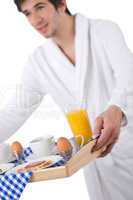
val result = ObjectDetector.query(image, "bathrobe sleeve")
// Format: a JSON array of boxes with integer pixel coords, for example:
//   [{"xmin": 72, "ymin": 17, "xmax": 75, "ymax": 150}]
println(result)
[
  {"xmin": 98, "ymin": 20, "xmax": 133, "ymax": 126},
  {"xmin": 0, "ymin": 55, "xmax": 45, "ymax": 143}
]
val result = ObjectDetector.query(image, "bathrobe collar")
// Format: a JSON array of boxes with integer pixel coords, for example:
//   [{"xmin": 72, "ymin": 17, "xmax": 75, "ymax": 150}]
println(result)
[{"xmin": 43, "ymin": 13, "xmax": 91, "ymax": 110}]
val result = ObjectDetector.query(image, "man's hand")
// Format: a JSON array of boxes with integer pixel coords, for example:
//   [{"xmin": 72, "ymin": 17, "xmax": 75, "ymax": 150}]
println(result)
[{"xmin": 91, "ymin": 105, "xmax": 124, "ymax": 157}]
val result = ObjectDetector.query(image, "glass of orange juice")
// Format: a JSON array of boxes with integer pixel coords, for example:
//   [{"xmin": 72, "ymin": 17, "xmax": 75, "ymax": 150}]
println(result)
[{"xmin": 66, "ymin": 109, "xmax": 93, "ymax": 146}]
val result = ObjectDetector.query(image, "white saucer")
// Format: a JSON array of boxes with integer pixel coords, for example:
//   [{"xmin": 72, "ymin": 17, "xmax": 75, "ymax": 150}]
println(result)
[{"xmin": 6, "ymin": 155, "xmax": 63, "ymax": 174}]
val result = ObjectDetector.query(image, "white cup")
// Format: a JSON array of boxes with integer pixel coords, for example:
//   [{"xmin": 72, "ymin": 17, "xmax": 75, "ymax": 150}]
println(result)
[
  {"xmin": 29, "ymin": 135, "xmax": 55, "ymax": 158},
  {"xmin": 0, "ymin": 143, "xmax": 14, "ymax": 163}
]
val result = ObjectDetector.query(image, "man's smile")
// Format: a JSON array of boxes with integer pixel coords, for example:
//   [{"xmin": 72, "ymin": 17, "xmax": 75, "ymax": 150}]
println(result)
[{"xmin": 37, "ymin": 23, "xmax": 48, "ymax": 32}]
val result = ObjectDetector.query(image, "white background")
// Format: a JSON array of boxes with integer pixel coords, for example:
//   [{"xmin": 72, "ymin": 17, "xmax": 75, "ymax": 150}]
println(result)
[{"xmin": 0, "ymin": 0, "xmax": 133, "ymax": 199}]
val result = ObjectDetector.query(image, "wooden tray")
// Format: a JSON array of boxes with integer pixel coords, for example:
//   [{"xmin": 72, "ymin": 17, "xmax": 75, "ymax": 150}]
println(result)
[{"xmin": 30, "ymin": 141, "xmax": 104, "ymax": 183}]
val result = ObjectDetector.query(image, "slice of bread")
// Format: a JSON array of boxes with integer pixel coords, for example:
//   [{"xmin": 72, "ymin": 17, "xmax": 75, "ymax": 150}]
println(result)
[{"xmin": 17, "ymin": 160, "xmax": 52, "ymax": 173}]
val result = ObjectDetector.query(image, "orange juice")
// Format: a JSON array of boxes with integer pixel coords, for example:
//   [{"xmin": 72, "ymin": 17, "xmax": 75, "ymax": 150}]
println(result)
[{"xmin": 66, "ymin": 109, "xmax": 93, "ymax": 146}]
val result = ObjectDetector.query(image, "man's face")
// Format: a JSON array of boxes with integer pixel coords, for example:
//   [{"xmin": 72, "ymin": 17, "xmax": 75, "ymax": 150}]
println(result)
[{"xmin": 21, "ymin": 0, "xmax": 63, "ymax": 38}]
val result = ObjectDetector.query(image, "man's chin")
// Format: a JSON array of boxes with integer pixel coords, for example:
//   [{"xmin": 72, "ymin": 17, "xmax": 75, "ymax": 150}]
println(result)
[
  {"xmin": 43, "ymin": 34, "xmax": 52, "ymax": 39},
  {"xmin": 40, "ymin": 32, "xmax": 53, "ymax": 39}
]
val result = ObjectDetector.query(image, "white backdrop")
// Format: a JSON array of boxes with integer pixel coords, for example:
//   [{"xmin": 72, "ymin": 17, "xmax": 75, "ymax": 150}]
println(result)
[{"xmin": 0, "ymin": 0, "xmax": 133, "ymax": 199}]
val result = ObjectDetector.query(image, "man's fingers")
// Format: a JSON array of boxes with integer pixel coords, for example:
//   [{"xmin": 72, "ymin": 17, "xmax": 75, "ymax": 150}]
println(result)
[
  {"xmin": 92, "ymin": 128, "xmax": 112, "ymax": 151},
  {"xmin": 93, "ymin": 117, "xmax": 103, "ymax": 136},
  {"xmin": 91, "ymin": 106, "xmax": 122, "ymax": 156},
  {"xmin": 98, "ymin": 143, "xmax": 115, "ymax": 157},
  {"xmin": 91, "ymin": 131, "xmax": 119, "ymax": 154}
]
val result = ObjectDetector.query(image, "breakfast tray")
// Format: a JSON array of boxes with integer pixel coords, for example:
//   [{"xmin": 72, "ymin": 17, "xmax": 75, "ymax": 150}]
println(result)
[{"xmin": 30, "ymin": 140, "xmax": 103, "ymax": 183}]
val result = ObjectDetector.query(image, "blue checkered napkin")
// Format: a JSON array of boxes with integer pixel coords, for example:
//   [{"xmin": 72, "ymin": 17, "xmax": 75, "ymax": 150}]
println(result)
[
  {"xmin": 0, "ymin": 147, "xmax": 33, "ymax": 200},
  {"xmin": 22, "ymin": 147, "xmax": 66, "ymax": 167},
  {"xmin": 0, "ymin": 171, "xmax": 33, "ymax": 200},
  {"xmin": 23, "ymin": 147, "xmax": 67, "ymax": 167},
  {"xmin": 49, "ymin": 158, "xmax": 66, "ymax": 168},
  {"xmin": 21, "ymin": 147, "xmax": 66, "ymax": 166},
  {"xmin": 22, "ymin": 147, "xmax": 66, "ymax": 168},
  {"xmin": 21, "ymin": 147, "xmax": 67, "ymax": 166},
  {"xmin": 20, "ymin": 147, "xmax": 33, "ymax": 162}
]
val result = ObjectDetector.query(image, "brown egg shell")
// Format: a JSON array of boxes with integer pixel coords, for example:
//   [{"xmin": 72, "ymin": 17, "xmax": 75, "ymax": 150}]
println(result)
[
  {"xmin": 11, "ymin": 141, "xmax": 23, "ymax": 155},
  {"xmin": 57, "ymin": 137, "xmax": 73, "ymax": 153}
]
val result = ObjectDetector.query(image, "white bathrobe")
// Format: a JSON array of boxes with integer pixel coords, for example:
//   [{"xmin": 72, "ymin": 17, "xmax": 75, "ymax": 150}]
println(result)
[{"xmin": 0, "ymin": 13, "xmax": 133, "ymax": 199}]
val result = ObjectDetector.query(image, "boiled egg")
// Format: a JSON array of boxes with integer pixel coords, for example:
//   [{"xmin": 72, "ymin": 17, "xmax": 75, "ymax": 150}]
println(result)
[
  {"xmin": 11, "ymin": 141, "xmax": 23, "ymax": 158},
  {"xmin": 57, "ymin": 137, "xmax": 72, "ymax": 154}
]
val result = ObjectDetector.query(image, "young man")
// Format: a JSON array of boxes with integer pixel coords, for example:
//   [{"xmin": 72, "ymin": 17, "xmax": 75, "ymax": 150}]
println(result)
[{"xmin": 1, "ymin": 0, "xmax": 133, "ymax": 199}]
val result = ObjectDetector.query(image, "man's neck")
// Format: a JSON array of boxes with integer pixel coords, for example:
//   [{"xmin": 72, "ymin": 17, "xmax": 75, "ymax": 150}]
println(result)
[{"xmin": 52, "ymin": 14, "xmax": 76, "ymax": 50}]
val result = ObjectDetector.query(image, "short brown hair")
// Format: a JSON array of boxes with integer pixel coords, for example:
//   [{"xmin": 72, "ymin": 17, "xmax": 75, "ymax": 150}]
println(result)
[{"xmin": 14, "ymin": 0, "xmax": 71, "ymax": 15}]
